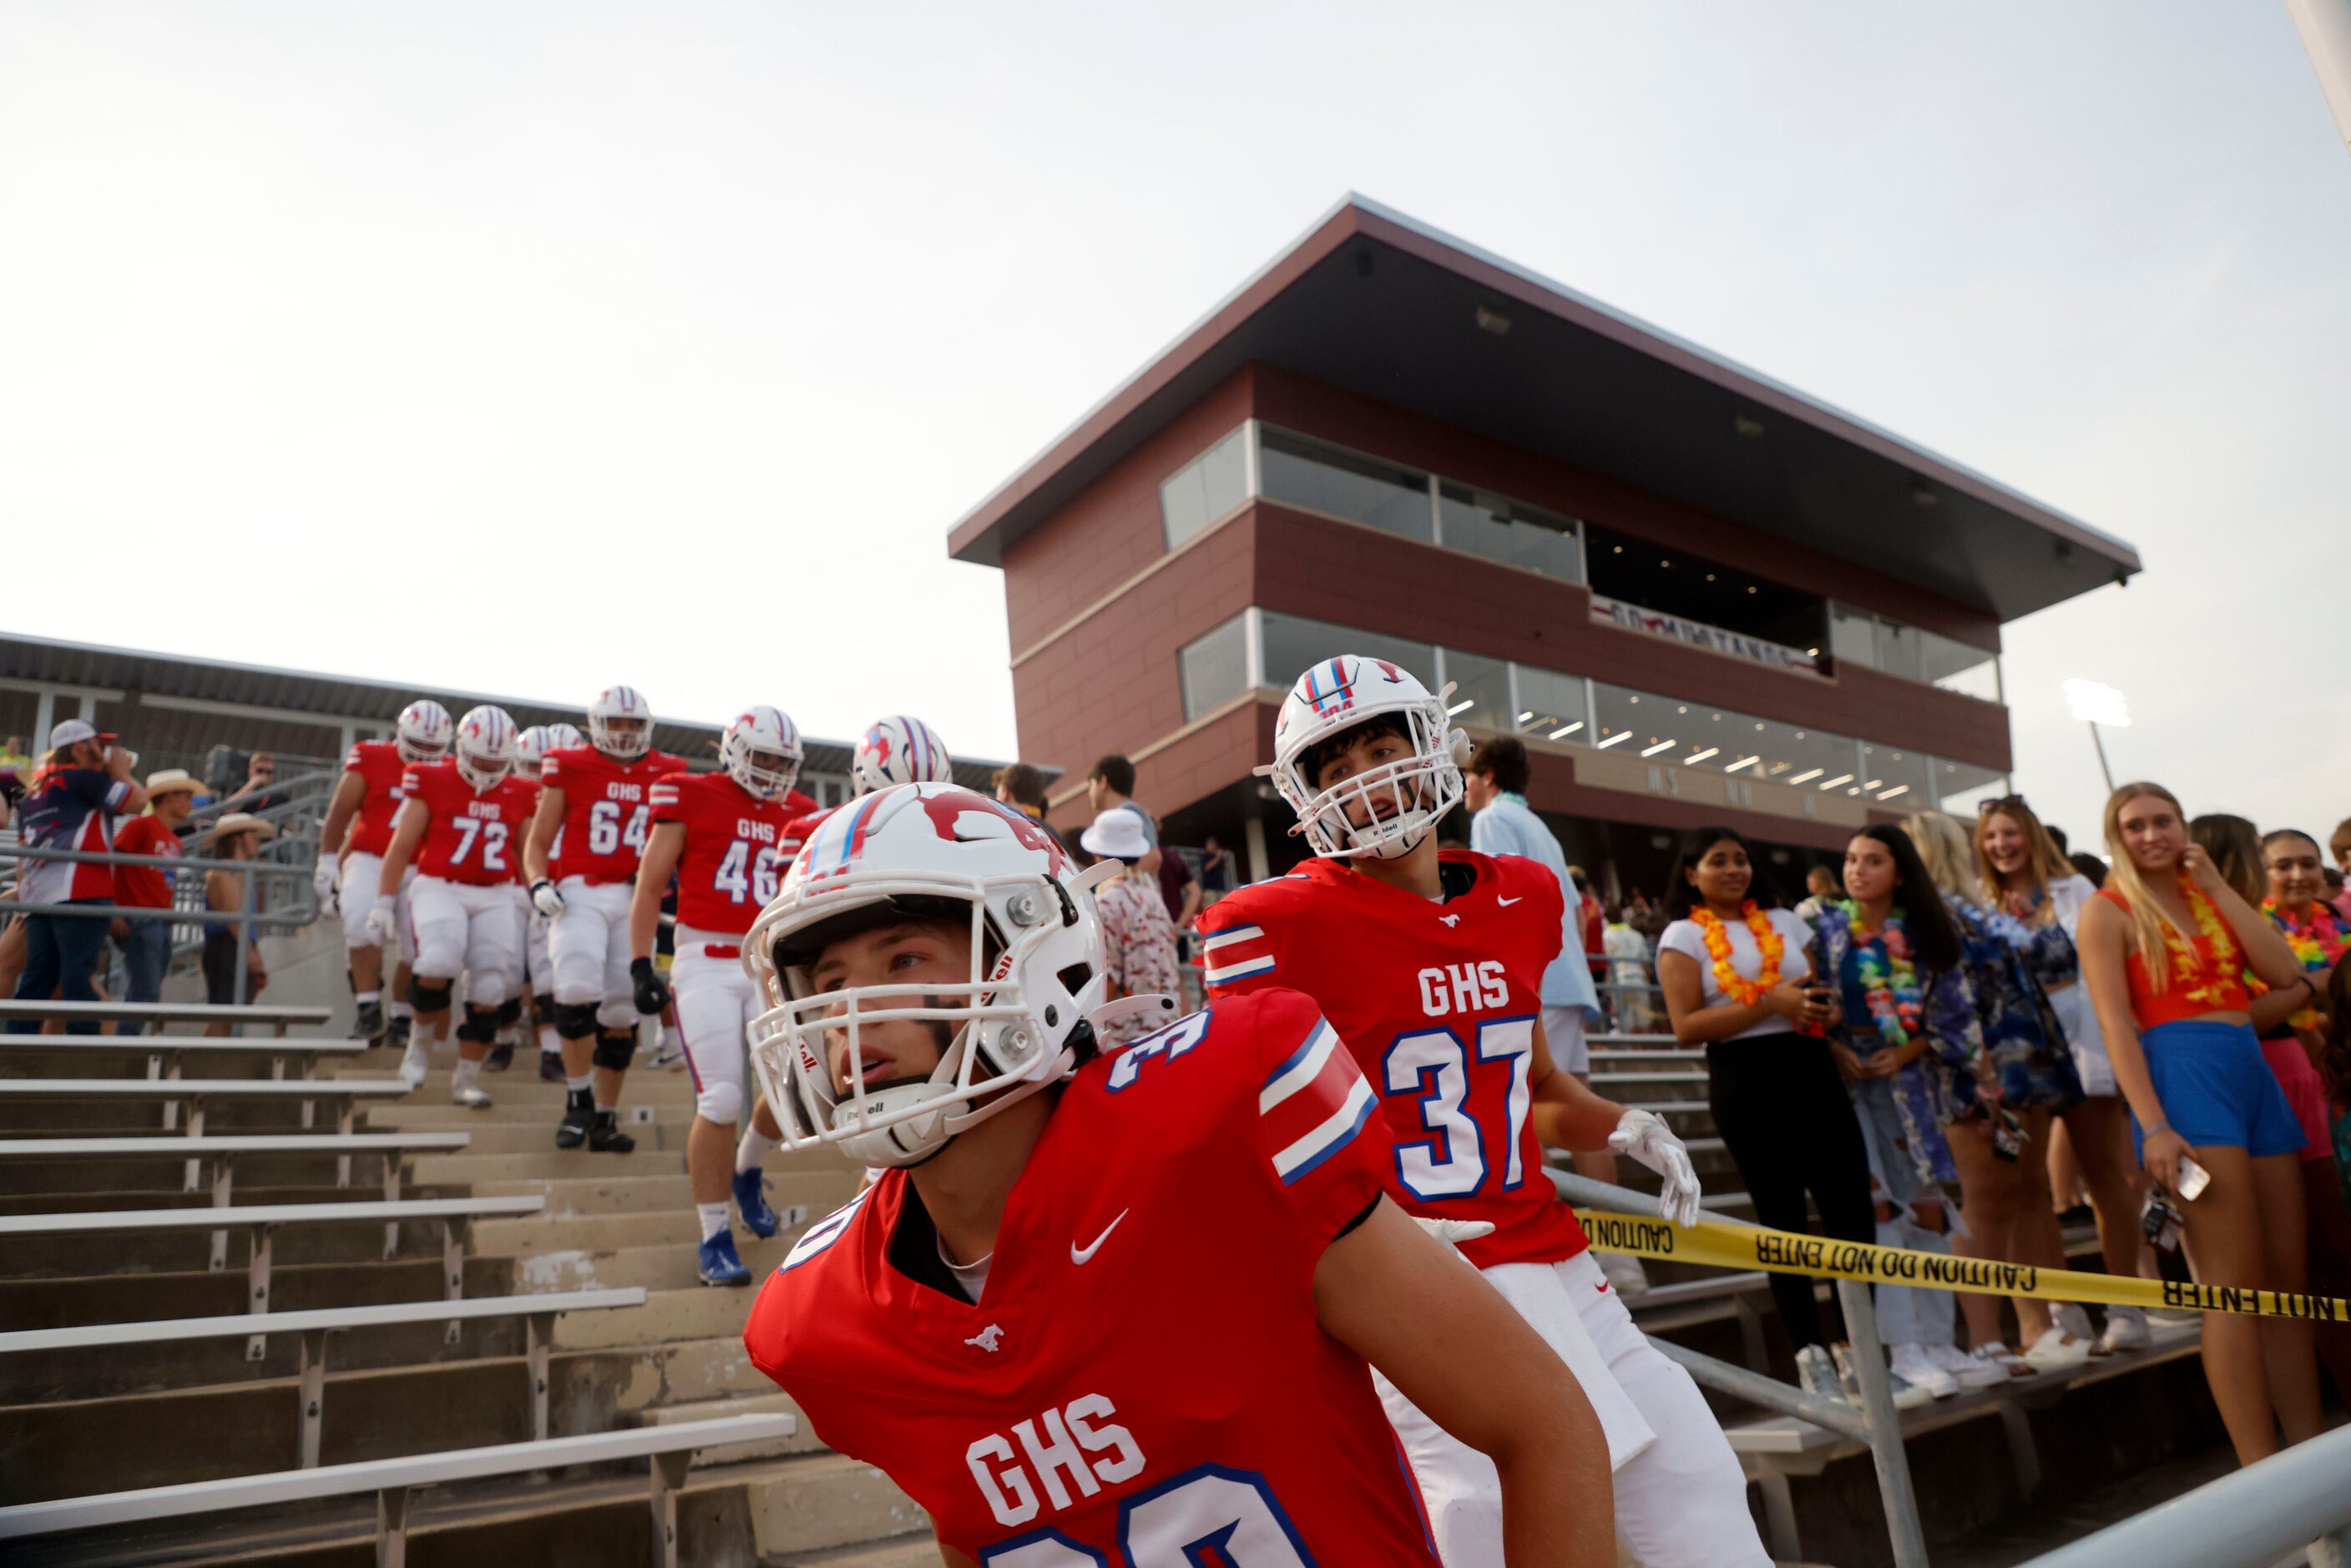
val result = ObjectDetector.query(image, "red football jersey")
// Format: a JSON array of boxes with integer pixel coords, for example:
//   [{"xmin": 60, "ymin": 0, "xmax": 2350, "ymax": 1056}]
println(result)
[
  {"xmin": 1198, "ymin": 850, "xmax": 1589, "ymax": 1271},
  {"xmin": 341, "ymin": 740, "xmax": 409, "ymax": 857},
  {"xmin": 539, "ymin": 746, "xmax": 685, "ymax": 884},
  {"xmin": 399, "ymin": 761, "xmax": 536, "ymax": 886},
  {"xmin": 745, "ymin": 989, "xmax": 1440, "ymax": 1565},
  {"xmin": 647, "ymin": 773, "xmax": 817, "ymax": 935}
]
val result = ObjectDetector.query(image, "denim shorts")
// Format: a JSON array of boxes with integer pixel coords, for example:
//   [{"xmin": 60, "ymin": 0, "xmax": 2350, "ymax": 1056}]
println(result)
[{"xmin": 2133, "ymin": 1019, "xmax": 2307, "ymax": 1159}]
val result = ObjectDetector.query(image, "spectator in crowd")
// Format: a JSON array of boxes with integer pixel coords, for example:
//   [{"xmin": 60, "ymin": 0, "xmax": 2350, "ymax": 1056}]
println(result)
[
  {"xmin": 1601, "ymin": 901, "xmax": 1660, "ymax": 1034},
  {"xmin": 1974, "ymin": 795, "xmax": 2151, "ymax": 1353},
  {"xmin": 223, "ymin": 751, "xmax": 289, "ymax": 816},
  {"xmin": 1909, "ymin": 810, "xmax": 2097, "ymax": 1369},
  {"xmin": 993, "ymin": 761, "xmax": 1072, "ymax": 856},
  {"xmin": 2330, "ymin": 818, "xmax": 2351, "ymax": 921},
  {"xmin": 1197, "ymin": 834, "xmax": 1236, "ymax": 903},
  {"xmin": 2253, "ymin": 827, "xmax": 2351, "ymax": 1399},
  {"xmin": 2323, "ymin": 957, "xmax": 2351, "ymax": 1219},
  {"xmin": 202, "ymin": 812, "xmax": 273, "ymax": 1035},
  {"xmin": 1794, "ymin": 864, "xmax": 1841, "ymax": 920},
  {"xmin": 1462, "ymin": 738, "xmax": 1636, "ymax": 1287},
  {"xmin": 8, "ymin": 721, "xmax": 148, "ymax": 1034},
  {"xmin": 2081, "ymin": 782, "xmax": 2318, "ymax": 1468},
  {"xmin": 1085, "ymin": 755, "xmax": 1160, "ymax": 874},
  {"xmin": 111, "ymin": 769, "xmax": 200, "ymax": 1031},
  {"xmin": 1658, "ymin": 824, "xmax": 1873, "ymax": 1399},
  {"xmin": 1566, "ymin": 862, "xmax": 1605, "ymax": 983},
  {"xmin": 1079, "ymin": 808, "xmax": 1181, "ymax": 1000},
  {"xmin": 0, "ymin": 735, "xmax": 32, "ymax": 775}
]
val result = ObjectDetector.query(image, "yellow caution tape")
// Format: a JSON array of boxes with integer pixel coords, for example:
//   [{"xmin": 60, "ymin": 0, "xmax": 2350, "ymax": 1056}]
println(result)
[{"xmin": 1573, "ymin": 1209, "xmax": 2351, "ymax": 1323}]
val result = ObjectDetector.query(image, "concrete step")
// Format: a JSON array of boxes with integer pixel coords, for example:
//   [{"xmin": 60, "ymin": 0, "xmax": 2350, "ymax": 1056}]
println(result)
[
  {"xmin": 472, "ymin": 1174, "xmax": 698, "ymax": 1215},
  {"xmin": 772, "ymin": 1530, "xmax": 947, "ymax": 1567},
  {"xmin": 410, "ymin": 1150, "xmax": 690, "ymax": 1184},
  {"xmin": 745, "ymin": 1450, "xmax": 930, "ymax": 1559},
  {"xmin": 555, "ymin": 1286, "xmax": 765, "ymax": 1350},
  {"xmin": 504, "ymin": 1232, "xmax": 819, "ymax": 1296},
  {"xmin": 372, "ymin": 1114, "xmax": 682, "ymax": 1151},
  {"xmin": 645, "ymin": 1391, "xmax": 815, "ymax": 1459},
  {"xmin": 344, "ymin": 1071, "xmax": 698, "ymax": 1105},
  {"xmin": 475, "ymin": 1175, "xmax": 857, "ymax": 1261}
]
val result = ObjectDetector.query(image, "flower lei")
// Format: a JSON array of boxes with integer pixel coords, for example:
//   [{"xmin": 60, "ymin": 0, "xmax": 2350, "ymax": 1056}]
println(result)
[
  {"xmin": 1693, "ymin": 903, "xmax": 1782, "ymax": 1006},
  {"xmin": 2261, "ymin": 898, "xmax": 2347, "ymax": 1029},
  {"xmin": 2169, "ymin": 876, "xmax": 2239, "ymax": 1009},
  {"xmin": 1843, "ymin": 901, "xmax": 1925, "ymax": 1050}
]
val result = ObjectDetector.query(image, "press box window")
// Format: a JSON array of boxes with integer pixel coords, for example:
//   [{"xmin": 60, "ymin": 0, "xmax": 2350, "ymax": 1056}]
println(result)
[
  {"xmin": 1256, "ymin": 610, "xmax": 1436, "ymax": 695},
  {"xmin": 1258, "ymin": 429, "xmax": 1434, "ymax": 542},
  {"xmin": 1178, "ymin": 613, "xmax": 1251, "ymax": 721},
  {"xmin": 1438, "ymin": 483, "xmax": 1581, "ymax": 582},
  {"xmin": 1159, "ymin": 427, "xmax": 1250, "ymax": 550}
]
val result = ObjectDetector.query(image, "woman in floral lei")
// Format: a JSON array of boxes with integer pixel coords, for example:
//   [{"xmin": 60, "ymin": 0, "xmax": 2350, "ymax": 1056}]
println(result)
[
  {"xmin": 2081, "ymin": 784, "xmax": 2318, "ymax": 1469},
  {"xmin": 1814, "ymin": 827, "xmax": 2009, "ymax": 1395}
]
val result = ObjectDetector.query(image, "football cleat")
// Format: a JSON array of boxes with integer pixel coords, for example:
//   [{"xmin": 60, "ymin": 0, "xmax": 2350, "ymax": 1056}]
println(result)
[
  {"xmin": 733, "ymin": 1167, "xmax": 779, "ymax": 1238},
  {"xmin": 587, "ymin": 1111, "xmax": 636, "ymax": 1155},
  {"xmin": 555, "ymin": 1095, "xmax": 592, "ymax": 1151},
  {"xmin": 697, "ymin": 1229, "xmax": 752, "ymax": 1287},
  {"xmin": 397, "ymin": 1037, "xmax": 431, "ymax": 1086},
  {"xmin": 538, "ymin": 1051, "xmax": 566, "ymax": 1085},
  {"xmin": 354, "ymin": 999, "xmax": 385, "ymax": 1043},
  {"xmin": 484, "ymin": 1041, "xmax": 514, "ymax": 1072}
]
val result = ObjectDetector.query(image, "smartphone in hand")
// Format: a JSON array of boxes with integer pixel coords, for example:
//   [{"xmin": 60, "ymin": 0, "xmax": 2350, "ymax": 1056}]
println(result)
[{"xmin": 2175, "ymin": 1156, "xmax": 2212, "ymax": 1202}]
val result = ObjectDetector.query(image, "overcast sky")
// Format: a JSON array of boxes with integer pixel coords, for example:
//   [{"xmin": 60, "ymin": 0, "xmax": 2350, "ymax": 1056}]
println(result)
[{"xmin": 3, "ymin": 3, "xmax": 2345, "ymax": 851}]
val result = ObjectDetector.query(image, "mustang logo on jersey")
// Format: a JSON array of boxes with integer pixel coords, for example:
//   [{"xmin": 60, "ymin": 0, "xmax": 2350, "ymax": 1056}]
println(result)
[
  {"xmin": 966, "ymin": 1393, "xmax": 1148, "ymax": 1527},
  {"xmin": 964, "ymin": 1324, "xmax": 1006, "ymax": 1353}
]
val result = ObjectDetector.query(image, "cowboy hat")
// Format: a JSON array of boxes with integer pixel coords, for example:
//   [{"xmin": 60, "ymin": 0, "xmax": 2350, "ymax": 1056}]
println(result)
[
  {"xmin": 144, "ymin": 768, "xmax": 200, "ymax": 797},
  {"xmin": 209, "ymin": 812, "xmax": 277, "ymax": 842}
]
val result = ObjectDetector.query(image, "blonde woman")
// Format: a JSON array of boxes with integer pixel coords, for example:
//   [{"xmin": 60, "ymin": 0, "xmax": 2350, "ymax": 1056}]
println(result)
[
  {"xmin": 2079, "ymin": 782, "xmax": 2318, "ymax": 1467},
  {"xmin": 1974, "ymin": 795, "xmax": 2151, "ymax": 1353}
]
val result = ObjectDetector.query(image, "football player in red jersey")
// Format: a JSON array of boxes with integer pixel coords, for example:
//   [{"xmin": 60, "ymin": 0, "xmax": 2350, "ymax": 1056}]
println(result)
[
  {"xmin": 524, "ymin": 685, "xmax": 685, "ymax": 1152},
  {"xmin": 1197, "ymin": 656, "xmax": 1766, "ymax": 1568},
  {"xmin": 741, "ymin": 781, "xmax": 1611, "ymax": 1566},
  {"xmin": 627, "ymin": 706, "xmax": 818, "ymax": 1286},
  {"xmin": 509, "ymin": 724, "xmax": 583, "ymax": 1081},
  {"xmin": 316, "ymin": 699, "xmax": 452, "ymax": 1045},
  {"xmin": 369, "ymin": 706, "xmax": 536, "ymax": 1106}
]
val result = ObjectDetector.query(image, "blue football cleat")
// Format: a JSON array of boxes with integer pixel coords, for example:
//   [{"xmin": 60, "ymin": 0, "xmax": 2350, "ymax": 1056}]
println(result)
[
  {"xmin": 697, "ymin": 1228, "xmax": 752, "ymax": 1287},
  {"xmin": 733, "ymin": 1167, "xmax": 778, "ymax": 1238}
]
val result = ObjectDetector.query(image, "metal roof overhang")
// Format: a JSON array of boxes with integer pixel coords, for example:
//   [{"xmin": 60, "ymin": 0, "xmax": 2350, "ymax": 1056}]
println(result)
[
  {"xmin": 0, "ymin": 632, "xmax": 1029, "ymax": 790},
  {"xmin": 948, "ymin": 195, "xmax": 2140, "ymax": 621}
]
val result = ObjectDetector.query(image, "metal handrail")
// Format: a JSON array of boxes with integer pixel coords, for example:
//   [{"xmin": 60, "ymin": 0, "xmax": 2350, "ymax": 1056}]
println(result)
[
  {"xmin": 1552, "ymin": 1171, "xmax": 1929, "ymax": 1568},
  {"xmin": 2019, "ymin": 1422, "xmax": 2351, "ymax": 1566}
]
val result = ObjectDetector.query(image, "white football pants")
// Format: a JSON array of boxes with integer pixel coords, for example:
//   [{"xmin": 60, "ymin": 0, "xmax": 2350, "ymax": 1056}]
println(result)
[
  {"xmin": 671, "ymin": 929, "xmax": 758, "ymax": 1126},
  {"xmin": 407, "ymin": 877, "xmax": 523, "ymax": 1005},
  {"xmin": 341, "ymin": 853, "xmax": 415, "ymax": 966},
  {"xmin": 548, "ymin": 877, "xmax": 637, "ymax": 1029}
]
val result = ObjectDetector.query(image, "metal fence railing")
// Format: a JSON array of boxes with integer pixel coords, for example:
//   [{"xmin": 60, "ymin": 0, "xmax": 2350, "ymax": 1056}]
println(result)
[{"xmin": 2019, "ymin": 1420, "xmax": 2351, "ymax": 1566}]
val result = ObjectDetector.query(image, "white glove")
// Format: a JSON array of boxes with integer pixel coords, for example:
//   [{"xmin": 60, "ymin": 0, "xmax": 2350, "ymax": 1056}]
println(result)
[
  {"xmin": 530, "ymin": 878, "xmax": 566, "ymax": 919},
  {"xmin": 312, "ymin": 852, "xmax": 340, "ymax": 912},
  {"xmin": 1413, "ymin": 1216, "xmax": 1497, "ymax": 1248},
  {"xmin": 363, "ymin": 899, "xmax": 399, "ymax": 949},
  {"xmin": 1609, "ymin": 1108, "xmax": 1703, "ymax": 1227}
]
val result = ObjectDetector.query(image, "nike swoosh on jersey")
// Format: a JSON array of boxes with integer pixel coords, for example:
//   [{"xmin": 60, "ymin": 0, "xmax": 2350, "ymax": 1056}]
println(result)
[
  {"xmin": 1498, "ymin": 895, "xmax": 1523, "ymax": 906},
  {"xmin": 1071, "ymin": 1208, "xmax": 1130, "ymax": 1265}
]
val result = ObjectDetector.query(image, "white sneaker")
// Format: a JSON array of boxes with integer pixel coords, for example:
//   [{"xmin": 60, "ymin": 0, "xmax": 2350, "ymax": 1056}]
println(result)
[
  {"xmin": 449, "ymin": 1061, "xmax": 492, "ymax": 1110},
  {"xmin": 2099, "ymin": 1305, "xmax": 2151, "ymax": 1352},
  {"xmin": 398, "ymin": 1038, "xmax": 432, "ymax": 1085},
  {"xmin": 1930, "ymin": 1340, "xmax": 2011, "ymax": 1389},
  {"xmin": 1595, "ymin": 1250, "xmax": 1651, "ymax": 1297},
  {"xmin": 2022, "ymin": 1325, "xmax": 2094, "ymax": 1371},
  {"xmin": 1890, "ymin": 1342, "xmax": 1959, "ymax": 1399},
  {"xmin": 1829, "ymin": 1342, "xmax": 1931, "ymax": 1409},
  {"xmin": 1969, "ymin": 1341, "xmax": 2035, "ymax": 1379},
  {"xmin": 1795, "ymin": 1344, "xmax": 1850, "ymax": 1404}
]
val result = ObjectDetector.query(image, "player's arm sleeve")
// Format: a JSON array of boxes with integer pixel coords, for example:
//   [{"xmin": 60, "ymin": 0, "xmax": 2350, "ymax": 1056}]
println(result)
[
  {"xmin": 1196, "ymin": 897, "xmax": 1282, "ymax": 999},
  {"xmin": 1248, "ymin": 989, "xmax": 1391, "ymax": 1254},
  {"xmin": 399, "ymin": 767, "xmax": 424, "ymax": 797},
  {"xmin": 646, "ymin": 776, "xmax": 686, "ymax": 828}
]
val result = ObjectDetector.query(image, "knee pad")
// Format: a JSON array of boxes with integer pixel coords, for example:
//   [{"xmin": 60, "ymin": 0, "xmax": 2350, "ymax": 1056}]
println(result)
[
  {"xmin": 455, "ymin": 1009, "xmax": 499, "ymax": 1044},
  {"xmin": 407, "ymin": 977, "xmax": 454, "ymax": 1013},
  {"xmin": 495, "ymin": 996, "xmax": 523, "ymax": 1029},
  {"xmin": 592, "ymin": 1029, "xmax": 638, "ymax": 1072},
  {"xmin": 695, "ymin": 1080, "xmax": 744, "ymax": 1128},
  {"xmin": 534, "ymin": 993, "xmax": 554, "ymax": 1019},
  {"xmin": 553, "ymin": 1000, "xmax": 602, "ymax": 1040}
]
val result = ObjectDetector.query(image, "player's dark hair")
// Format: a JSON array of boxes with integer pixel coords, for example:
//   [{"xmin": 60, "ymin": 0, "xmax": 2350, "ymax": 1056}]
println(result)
[
  {"xmin": 1661, "ymin": 826, "xmax": 1784, "ymax": 922},
  {"xmin": 1088, "ymin": 755, "xmax": 1135, "ymax": 797},
  {"xmin": 1467, "ymin": 735, "xmax": 1530, "ymax": 795},
  {"xmin": 1853, "ymin": 824, "xmax": 1962, "ymax": 974},
  {"xmin": 1302, "ymin": 713, "xmax": 1412, "ymax": 788}
]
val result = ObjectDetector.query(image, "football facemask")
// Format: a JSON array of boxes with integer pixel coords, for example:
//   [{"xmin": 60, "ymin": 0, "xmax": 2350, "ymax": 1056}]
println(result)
[
  {"xmin": 1264, "ymin": 655, "xmax": 1468, "ymax": 861},
  {"xmin": 741, "ymin": 783, "xmax": 1109, "ymax": 1168},
  {"xmin": 587, "ymin": 685, "xmax": 652, "ymax": 761},
  {"xmin": 453, "ymin": 705, "xmax": 518, "ymax": 792},
  {"xmin": 395, "ymin": 699, "xmax": 454, "ymax": 765},
  {"xmin": 721, "ymin": 706, "xmax": 803, "ymax": 800}
]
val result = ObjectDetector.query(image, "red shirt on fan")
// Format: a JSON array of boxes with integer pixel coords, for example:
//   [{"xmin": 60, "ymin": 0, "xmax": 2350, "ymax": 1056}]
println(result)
[
  {"xmin": 400, "ymin": 761, "xmax": 535, "ymax": 886},
  {"xmin": 745, "ymin": 988, "xmax": 1438, "ymax": 1565},
  {"xmin": 1196, "ymin": 849, "xmax": 1590, "ymax": 1272},
  {"xmin": 539, "ymin": 746, "xmax": 685, "ymax": 885},
  {"xmin": 647, "ymin": 774, "xmax": 817, "ymax": 936},
  {"xmin": 111, "ymin": 816, "xmax": 183, "ymax": 908},
  {"xmin": 341, "ymin": 741, "xmax": 410, "ymax": 857}
]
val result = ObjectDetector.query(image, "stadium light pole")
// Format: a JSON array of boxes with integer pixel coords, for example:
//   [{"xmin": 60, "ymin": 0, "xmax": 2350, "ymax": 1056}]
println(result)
[{"xmin": 2063, "ymin": 679, "xmax": 2131, "ymax": 793}]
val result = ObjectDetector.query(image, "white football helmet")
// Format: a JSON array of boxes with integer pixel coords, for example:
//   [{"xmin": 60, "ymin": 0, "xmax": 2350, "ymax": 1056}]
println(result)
[
  {"xmin": 720, "ymin": 706, "xmax": 803, "ymax": 801},
  {"xmin": 586, "ymin": 685, "xmax": 652, "ymax": 761},
  {"xmin": 852, "ymin": 716, "xmax": 952, "ymax": 795},
  {"xmin": 744, "ymin": 782, "xmax": 1110, "ymax": 1169},
  {"xmin": 513, "ymin": 725, "xmax": 557, "ymax": 771},
  {"xmin": 394, "ymin": 700, "xmax": 454, "ymax": 765},
  {"xmin": 546, "ymin": 722, "xmax": 584, "ymax": 751},
  {"xmin": 1262, "ymin": 655, "xmax": 1467, "ymax": 860},
  {"xmin": 453, "ymin": 706, "xmax": 518, "ymax": 792}
]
